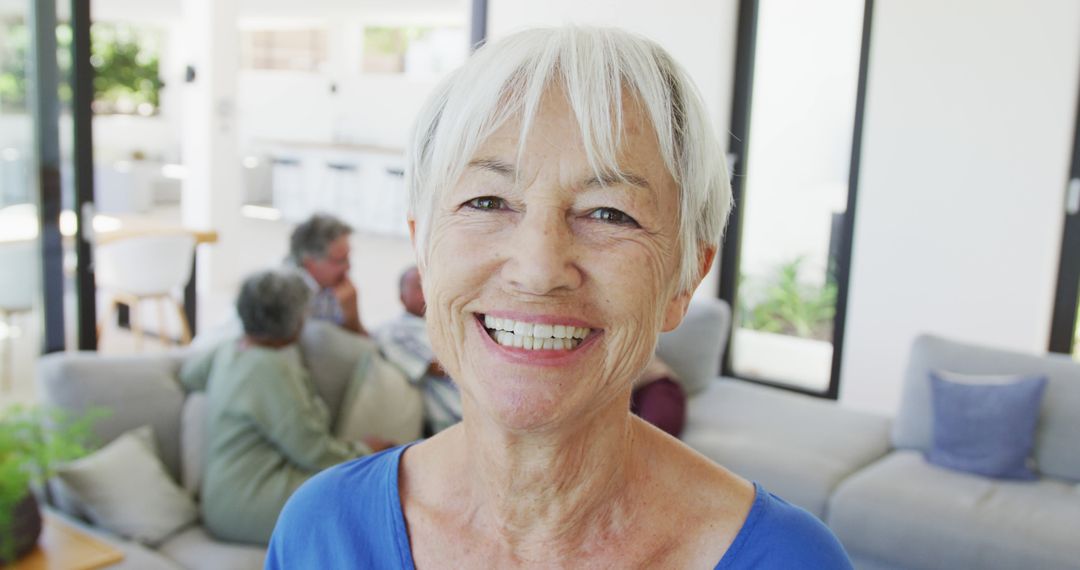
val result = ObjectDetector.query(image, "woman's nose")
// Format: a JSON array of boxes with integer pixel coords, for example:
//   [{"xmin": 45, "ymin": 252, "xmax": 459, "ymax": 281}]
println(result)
[{"xmin": 502, "ymin": 208, "xmax": 583, "ymax": 295}]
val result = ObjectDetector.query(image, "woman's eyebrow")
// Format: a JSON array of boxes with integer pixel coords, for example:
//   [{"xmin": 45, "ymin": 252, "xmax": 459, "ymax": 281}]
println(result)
[
  {"xmin": 468, "ymin": 158, "xmax": 515, "ymax": 177},
  {"xmin": 583, "ymin": 170, "xmax": 652, "ymax": 191}
]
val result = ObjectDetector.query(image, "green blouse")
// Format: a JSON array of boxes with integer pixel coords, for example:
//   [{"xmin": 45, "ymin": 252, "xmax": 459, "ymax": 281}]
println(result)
[{"xmin": 180, "ymin": 340, "xmax": 367, "ymax": 544}]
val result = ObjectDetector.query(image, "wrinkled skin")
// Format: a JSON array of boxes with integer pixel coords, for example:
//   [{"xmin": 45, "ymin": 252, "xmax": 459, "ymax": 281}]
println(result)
[{"xmin": 417, "ymin": 88, "xmax": 704, "ymax": 434}]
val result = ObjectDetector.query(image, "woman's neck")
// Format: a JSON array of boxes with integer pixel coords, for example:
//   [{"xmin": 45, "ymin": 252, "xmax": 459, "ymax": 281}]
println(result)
[{"xmin": 454, "ymin": 400, "xmax": 641, "ymax": 562}]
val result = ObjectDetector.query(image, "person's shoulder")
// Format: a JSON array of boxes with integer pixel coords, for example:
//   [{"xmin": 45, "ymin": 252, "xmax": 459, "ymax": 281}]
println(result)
[
  {"xmin": 281, "ymin": 446, "xmax": 401, "ymax": 520},
  {"xmin": 267, "ymin": 446, "xmax": 411, "ymax": 568},
  {"xmin": 720, "ymin": 485, "xmax": 852, "ymax": 570}
]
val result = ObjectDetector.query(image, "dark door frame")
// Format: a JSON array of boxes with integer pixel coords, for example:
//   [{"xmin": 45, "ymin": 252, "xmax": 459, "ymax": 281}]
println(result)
[
  {"xmin": 718, "ymin": 0, "xmax": 875, "ymax": 399},
  {"xmin": 29, "ymin": 0, "xmax": 65, "ymax": 353},
  {"xmin": 1048, "ymin": 71, "xmax": 1080, "ymax": 356},
  {"xmin": 71, "ymin": 0, "xmax": 97, "ymax": 350}
]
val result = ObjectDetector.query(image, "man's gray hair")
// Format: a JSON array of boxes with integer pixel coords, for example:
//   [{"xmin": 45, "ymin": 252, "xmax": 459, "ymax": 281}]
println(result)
[
  {"xmin": 288, "ymin": 213, "xmax": 353, "ymax": 264},
  {"xmin": 406, "ymin": 26, "xmax": 732, "ymax": 292},
  {"xmin": 236, "ymin": 268, "xmax": 311, "ymax": 341}
]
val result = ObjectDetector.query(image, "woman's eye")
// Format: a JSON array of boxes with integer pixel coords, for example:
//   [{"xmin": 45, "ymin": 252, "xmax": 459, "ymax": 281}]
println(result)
[
  {"xmin": 464, "ymin": 196, "xmax": 506, "ymax": 210},
  {"xmin": 588, "ymin": 207, "xmax": 639, "ymax": 227}
]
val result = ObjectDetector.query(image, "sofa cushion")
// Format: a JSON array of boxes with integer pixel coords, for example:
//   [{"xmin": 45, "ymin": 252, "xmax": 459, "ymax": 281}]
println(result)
[
  {"xmin": 927, "ymin": 371, "xmax": 1047, "ymax": 480},
  {"xmin": 828, "ymin": 450, "xmax": 1080, "ymax": 570},
  {"xmin": 656, "ymin": 297, "xmax": 730, "ymax": 397},
  {"xmin": 157, "ymin": 525, "xmax": 266, "ymax": 569},
  {"xmin": 682, "ymin": 377, "xmax": 890, "ymax": 518},
  {"xmin": 180, "ymin": 392, "xmax": 207, "ymax": 495},
  {"xmin": 335, "ymin": 343, "xmax": 424, "ymax": 444},
  {"xmin": 37, "ymin": 351, "xmax": 188, "ymax": 482},
  {"xmin": 893, "ymin": 335, "xmax": 1080, "ymax": 481},
  {"xmin": 54, "ymin": 426, "xmax": 198, "ymax": 546},
  {"xmin": 299, "ymin": 320, "xmax": 366, "ymax": 425}
]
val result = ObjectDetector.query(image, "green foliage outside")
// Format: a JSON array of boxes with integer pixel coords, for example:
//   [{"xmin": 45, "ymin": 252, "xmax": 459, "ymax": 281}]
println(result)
[
  {"xmin": 0, "ymin": 20, "xmax": 161, "ymax": 114},
  {"xmin": 739, "ymin": 256, "xmax": 837, "ymax": 342},
  {"xmin": 0, "ymin": 405, "xmax": 104, "ymax": 561},
  {"xmin": 1074, "ymin": 303, "xmax": 1080, "ymax": 362},
  {"xmin": 90, "ymin": 24, "xmax": 162, "ymax": 114}
]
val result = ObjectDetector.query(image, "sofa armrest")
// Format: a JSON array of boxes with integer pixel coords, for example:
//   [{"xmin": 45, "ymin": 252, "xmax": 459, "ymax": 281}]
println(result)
[
  {"xmin": 36, "ymin": 351, "xmax": 189, "ymax": 483},
  {"xmin": 656, "ymin": 297, "xmax": 731, "ymax": 396}
]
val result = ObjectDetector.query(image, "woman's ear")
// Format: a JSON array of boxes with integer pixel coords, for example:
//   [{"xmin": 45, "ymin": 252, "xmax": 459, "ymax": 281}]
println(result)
[
  {"xmin": 660, "ymin": 246, "xmax": 716, "ymax": 332},
  {"xmin": 407, "ymin": 218, "xmax": 417, "ymax": 247}
]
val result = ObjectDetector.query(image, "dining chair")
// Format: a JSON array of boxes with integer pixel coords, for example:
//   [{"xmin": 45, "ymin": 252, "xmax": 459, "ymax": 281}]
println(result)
[{"xmin": 95, "ymin": 232, "xmax": 196, "ymax": 350}]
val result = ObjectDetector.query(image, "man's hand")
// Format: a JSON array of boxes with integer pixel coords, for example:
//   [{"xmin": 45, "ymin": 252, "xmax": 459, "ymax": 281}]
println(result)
[{"xmin": 333, "ymin": 277, "xmax": 366, "ymax": 335}]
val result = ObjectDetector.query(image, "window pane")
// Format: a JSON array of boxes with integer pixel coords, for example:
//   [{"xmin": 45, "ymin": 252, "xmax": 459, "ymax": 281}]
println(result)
[
  {"xmin": 731, "ymin": 0, "xmax": 864, "ymax": 392},
  {"xmin": 0, "ymin": 11, "xmax": 41, "ymax": 404}
]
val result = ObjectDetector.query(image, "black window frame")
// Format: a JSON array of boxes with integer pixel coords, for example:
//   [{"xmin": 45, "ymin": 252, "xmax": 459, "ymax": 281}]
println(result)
[
  {"xmin": 1048, "ymin": 71, "xmax": 1080, "ymax": 357},
  {"xmin": 718, "ymin": 0, "xmax": 875, "ymax": 399}
]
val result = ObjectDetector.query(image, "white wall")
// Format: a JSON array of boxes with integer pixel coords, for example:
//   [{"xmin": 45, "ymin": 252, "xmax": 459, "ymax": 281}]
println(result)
[
  {"xmin": 839, "ymin": 0, "xmax": 1080, "ymax": 414},
  {"xmin": 488, "ymin": 0, "xmax": 740, "ymax": 298}
]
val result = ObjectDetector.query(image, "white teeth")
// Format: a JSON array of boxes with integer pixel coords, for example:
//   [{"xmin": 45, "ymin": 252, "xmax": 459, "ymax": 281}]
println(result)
[{"xmin": 481, "ymin": 314, "xmax": 593, "ymax": 350}]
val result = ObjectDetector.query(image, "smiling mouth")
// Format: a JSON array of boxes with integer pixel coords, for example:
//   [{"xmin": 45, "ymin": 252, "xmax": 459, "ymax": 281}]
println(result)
[{"xmin": 478, "ymin": 314, "xmax": 593, "ymax": 351}]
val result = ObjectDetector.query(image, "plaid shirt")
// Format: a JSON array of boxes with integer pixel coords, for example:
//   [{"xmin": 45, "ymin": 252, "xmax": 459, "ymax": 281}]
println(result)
[{"xmin": 375, "ymin": 312, "xmax": 462, "ymax": 433}]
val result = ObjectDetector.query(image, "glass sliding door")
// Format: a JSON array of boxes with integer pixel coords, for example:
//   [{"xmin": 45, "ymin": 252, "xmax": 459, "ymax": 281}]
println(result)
[
  {"xmin": 721, "ymin": 0, "xmax": 871, "ymax": 396},
  {"xmin": 0, "ymin": 0, "xmax": 56, "ymax": 402}
]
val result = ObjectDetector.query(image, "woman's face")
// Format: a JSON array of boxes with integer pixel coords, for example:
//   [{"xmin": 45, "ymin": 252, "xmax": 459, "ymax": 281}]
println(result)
[{"xmin": 418, "ymin": 88, "xmax": 699, "ymax": 431}]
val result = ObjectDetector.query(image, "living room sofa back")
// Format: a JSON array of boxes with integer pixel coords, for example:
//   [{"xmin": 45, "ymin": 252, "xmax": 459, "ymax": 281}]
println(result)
[
  {"xmin": 37, "ymin": 321, "xmax": 371, "ymax": 485},
  {"xmin": 893, "ymin": 334, "xmax": 1080, "ymax": 482}
]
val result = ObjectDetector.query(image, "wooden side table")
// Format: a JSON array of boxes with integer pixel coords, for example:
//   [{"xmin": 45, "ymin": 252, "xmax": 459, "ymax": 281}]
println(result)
[{"xmin": 10, "ymin": 513, "xmax": 124, "ymax": 570}]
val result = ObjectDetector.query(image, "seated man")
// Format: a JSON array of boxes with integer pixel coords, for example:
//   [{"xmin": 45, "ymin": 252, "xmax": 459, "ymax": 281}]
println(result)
[
  {"xmin": 287, "ymin": 213, "xmax": 367, "ymax": 335},
  {"xmin": 376, "ymin": 266, "xmax": 463, "ymax": 435},
  {"xmin": 180, "ymin": 268, "xmax": 390, "ymax": 545},
  {"xmin": 376, "ymin": 266, "xmax": 687, "ymax": 437}
]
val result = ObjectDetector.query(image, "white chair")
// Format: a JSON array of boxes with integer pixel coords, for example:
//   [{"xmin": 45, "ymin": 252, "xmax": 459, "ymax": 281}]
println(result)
[
  {"xmin": 0, "ymin": 239, "xmax": 36, "ymax": 393},
  {"xmin": 95, "ymin": 232, "xmax": 196, "ymax": 350}
]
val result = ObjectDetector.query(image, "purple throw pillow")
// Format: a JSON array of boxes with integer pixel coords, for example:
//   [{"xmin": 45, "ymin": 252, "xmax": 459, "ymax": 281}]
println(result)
[{"xmin": 926, "ymin": 371, "xmax": 1047, "ymax": 480}]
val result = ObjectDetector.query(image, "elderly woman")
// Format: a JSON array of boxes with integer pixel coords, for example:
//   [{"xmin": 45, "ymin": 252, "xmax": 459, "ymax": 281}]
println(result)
[
  {"xmin": 180, "ymin": 269, "xmax": 385, "ymax": 545},
  {"xmin": 269, "ymin": 27, "xmax": 851, "ymax": 567}
]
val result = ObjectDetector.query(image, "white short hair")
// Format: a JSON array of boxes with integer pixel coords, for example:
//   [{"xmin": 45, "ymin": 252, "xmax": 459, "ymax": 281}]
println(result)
[{"xmin": 406, "ymin": 26, "xmax": 732, "ymax": 292}]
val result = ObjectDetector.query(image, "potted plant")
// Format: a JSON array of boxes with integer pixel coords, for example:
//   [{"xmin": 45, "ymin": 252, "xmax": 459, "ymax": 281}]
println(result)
[{"xmin": 0, "ymin": 405, "xmax": 101, "ymax": 563}]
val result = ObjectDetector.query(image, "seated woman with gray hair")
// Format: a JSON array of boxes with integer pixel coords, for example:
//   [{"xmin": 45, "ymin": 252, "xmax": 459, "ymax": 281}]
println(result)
[
  {"xmin": 180, "ymin": 268, "xmax": 390, "ymax": 545},
  {"xmin": 269, "ymin": 26, "xmax": 851, "ymax": 567}
]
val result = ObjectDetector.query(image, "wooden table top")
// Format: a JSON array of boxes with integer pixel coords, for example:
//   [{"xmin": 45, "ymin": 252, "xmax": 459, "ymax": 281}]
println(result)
[
  {"xmin": 0, "ymin": 210, "xmax": 218, "ymax": 246},
  {"xmin": 10, "ymin": 513, "xmax": 124, "ymax": 570}
]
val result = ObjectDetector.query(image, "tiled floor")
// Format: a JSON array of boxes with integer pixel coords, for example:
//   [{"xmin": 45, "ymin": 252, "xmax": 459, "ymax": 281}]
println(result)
[{"xmin": 0, "ymin": 206, "xmax": 417, "ymax": 407}]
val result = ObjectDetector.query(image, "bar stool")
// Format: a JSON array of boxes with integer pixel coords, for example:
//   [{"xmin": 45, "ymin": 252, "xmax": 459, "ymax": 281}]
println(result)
[{"xmin": 95, "ymin": 232, "xmax": 195, "ymax": 350}]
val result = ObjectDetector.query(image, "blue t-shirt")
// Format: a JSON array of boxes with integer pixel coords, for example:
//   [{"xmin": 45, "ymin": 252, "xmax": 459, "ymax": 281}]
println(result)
[{"xmin": 267, "ymin": 445, "xmax": 852, "ymax": 569}]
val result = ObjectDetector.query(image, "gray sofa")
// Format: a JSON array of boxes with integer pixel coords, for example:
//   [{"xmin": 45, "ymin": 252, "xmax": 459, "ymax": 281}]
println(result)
[
  {"xmin": 826, "ymin": 335, "xmax": 1080, "ymax": 569},
  {"xmin": 36, "ymin": 321, "xmax": 383, "ymax": 569},
  {"xmin": 35, "ymin": 298, "xmax": 1080, "ymax": 569}
]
